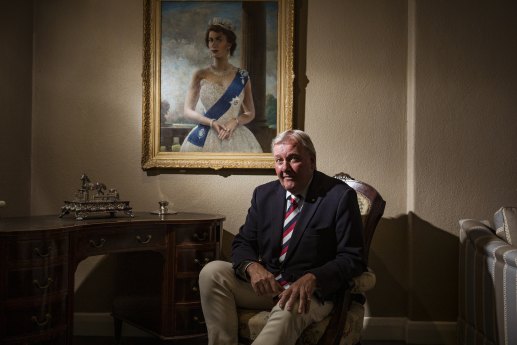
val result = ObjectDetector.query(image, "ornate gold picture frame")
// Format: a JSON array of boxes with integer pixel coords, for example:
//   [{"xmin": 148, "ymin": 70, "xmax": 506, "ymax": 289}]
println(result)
[{"xmin": 142, "ymin": 0, "xmax": 294, "ymax": 170}]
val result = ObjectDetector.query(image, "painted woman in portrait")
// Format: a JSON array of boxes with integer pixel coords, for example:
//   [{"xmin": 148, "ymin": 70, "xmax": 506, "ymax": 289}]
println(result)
[{"xmin": 180, "ymin": 18, "xmax": 263, "ymax": 153}]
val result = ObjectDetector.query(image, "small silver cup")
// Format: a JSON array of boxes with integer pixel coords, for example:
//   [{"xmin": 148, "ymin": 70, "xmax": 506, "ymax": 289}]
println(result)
[{"xmin": 158, "ymin": 201, "xmax": 169, "ymax": 215}]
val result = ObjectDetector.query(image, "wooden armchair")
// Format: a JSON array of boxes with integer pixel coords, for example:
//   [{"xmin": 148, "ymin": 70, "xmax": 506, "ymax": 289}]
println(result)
[{"xmin": 237, "ymin": 173, "xmax": 386, "ymax": 345}]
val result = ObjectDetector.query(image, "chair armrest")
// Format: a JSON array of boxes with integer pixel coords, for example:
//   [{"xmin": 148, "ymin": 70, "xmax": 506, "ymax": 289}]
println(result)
[
  {"xmin": 351, "ymin": 268, "xmax": 376, "ymax": 294},
  {"xmin": 460, "ymin": 219, "xmax": 517, "ymax": 269}
]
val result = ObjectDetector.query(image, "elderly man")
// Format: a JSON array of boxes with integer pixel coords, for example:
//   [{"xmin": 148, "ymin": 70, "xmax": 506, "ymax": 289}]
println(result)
[{"xmin": 199, "ymin": 130, "xmax": 365, "ymax": 345}]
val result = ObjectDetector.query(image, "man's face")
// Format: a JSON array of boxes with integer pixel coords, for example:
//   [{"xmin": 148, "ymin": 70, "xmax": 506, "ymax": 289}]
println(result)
[{"xmin": 273, "ymin": 140, "xmax": 315, "ymax": 195}]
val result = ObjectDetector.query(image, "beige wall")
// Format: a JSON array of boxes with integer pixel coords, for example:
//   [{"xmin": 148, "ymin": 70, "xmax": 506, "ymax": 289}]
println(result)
[
  {"xmin": 305, "ymin": 0, "xmax": 410, "ymax": 319},
  {"xmin": 30, "ymin": 0, "xmax": 272, "ymax": 235},
  {"xmin": 2, "ymin": 0, "xmax": 517, "ymax": 329},
  {"xmin": 0, "ymin": 1, "xmax": 33, "ymax": 217},
  {"xmin": 409, "ymin": 0, "xmax": 517, "ymax": 321}
]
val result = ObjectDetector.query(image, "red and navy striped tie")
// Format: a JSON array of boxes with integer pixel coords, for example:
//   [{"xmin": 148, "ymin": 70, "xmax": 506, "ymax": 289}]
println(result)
[{"xmin": 276, "ymin": 195, "xmax": 301, "ymax": 290}]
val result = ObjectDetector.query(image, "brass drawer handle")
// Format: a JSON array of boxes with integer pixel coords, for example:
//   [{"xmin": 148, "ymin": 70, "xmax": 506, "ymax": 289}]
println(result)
[
  {"xmin": 89, "ymin": 238, "xmax": 106, "ymax": 248},
  {"xmin": 34, "ymin": 246, "xmax": 52, "ymax": 258},
  {"xmin": 136, "ymin": 235, "xmax": 152, "ymax": 244},
  {"xmin": 191, "ymin": 285, "xmax": 199, "ymax": 293},
  {"xmin": 193, "ymin": 232, "xmax": 208, "ymax": 242},
  {"xmin": 194, "ymin": 257, "xmax": 211, "ymax": 268},
  {"xmin": 32, "ymin": 313, "xmax": 52, "ymax": 327},
  {"xmin": 33, "ymin": 277, "xmax": 54, "ymax": 290},
  {"xmin": 193, "ymin": 316, "xmax": 206, "ymax": 325}
]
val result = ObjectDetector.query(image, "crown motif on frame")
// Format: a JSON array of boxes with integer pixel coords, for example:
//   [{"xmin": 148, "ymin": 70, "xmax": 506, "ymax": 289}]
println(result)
[{"xmin": 208, "ymin": 17, "xmax": 235, "ymax": 32}]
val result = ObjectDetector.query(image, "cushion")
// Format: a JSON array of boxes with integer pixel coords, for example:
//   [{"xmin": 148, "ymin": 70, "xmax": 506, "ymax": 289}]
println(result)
[
  {"xmin": 493, "ymin": 207, "xmax": 517, "ymax": 245},
  {"xmin": 351, "ymin": 269, "xmax": 376, "ymax": 293},
  {"xmin": 356, "ymin": 192, "xmax": 370, "ymax": 216}
]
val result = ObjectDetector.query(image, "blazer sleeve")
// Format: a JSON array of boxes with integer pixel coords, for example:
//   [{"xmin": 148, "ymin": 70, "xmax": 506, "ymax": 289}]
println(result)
[{"xmin": 231, "ymin": 187, "xmax": 262, "ymax": 269}]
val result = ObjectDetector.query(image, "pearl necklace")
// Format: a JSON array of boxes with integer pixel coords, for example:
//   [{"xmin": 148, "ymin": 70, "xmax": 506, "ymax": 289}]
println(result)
[{"xmin": 209, "ymin": 64, "xmax": 234, "ymax": 77}]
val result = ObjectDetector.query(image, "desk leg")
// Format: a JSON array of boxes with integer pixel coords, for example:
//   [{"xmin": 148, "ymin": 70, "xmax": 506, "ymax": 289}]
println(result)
[
  {"xmin": 67, "ymin": 259, "xmax": 79, "ymax": 344},
  {"xmin": 114, "ymin": 317, "xmax": 123, "ymax": 344}
]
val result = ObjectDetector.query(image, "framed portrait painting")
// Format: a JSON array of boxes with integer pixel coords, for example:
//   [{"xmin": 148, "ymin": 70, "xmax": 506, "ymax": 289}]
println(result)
[{"xmin": 142, "ymin": 0, "xmax": 295, "ymax": 170}]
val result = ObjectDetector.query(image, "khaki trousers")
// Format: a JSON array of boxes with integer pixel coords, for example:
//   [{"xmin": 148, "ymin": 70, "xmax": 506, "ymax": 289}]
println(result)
[{"xmin": 199, "ymin": 260, "xmax": 333, "ymax": 345}]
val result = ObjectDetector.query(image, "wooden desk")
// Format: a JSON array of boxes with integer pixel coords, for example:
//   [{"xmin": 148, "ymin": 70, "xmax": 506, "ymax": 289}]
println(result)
[{"xmin": 0, "ymin": 212, "xmax": 224, "ymax": 344}]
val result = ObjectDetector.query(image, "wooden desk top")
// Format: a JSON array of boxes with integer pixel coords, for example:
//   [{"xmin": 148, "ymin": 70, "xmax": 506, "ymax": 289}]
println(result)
[{"xmin": 0, "ymin": 212, "xmax": 225, "ymax": 234}]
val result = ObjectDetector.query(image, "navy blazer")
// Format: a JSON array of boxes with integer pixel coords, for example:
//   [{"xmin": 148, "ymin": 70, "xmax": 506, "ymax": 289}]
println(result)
[{"xmin": 232, "ymin": 170, "xmax": 365, "ymax": 300}]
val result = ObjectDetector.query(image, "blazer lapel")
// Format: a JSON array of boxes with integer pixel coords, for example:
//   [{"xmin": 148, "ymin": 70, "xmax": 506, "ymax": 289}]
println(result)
[{"xmin": 269, "ymin": 184, "xmax": 288, "ymax": 259}]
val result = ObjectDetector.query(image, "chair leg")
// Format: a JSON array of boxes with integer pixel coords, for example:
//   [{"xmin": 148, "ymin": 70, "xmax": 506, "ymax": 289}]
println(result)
[{"xmin": 113, "ymin": 316, "xmax": 123, "ymax": 344}]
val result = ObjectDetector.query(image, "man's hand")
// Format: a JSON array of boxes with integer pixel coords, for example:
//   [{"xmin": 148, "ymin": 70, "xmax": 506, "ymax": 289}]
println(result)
[
  {"xmin": 277, "ymin": 273, "xmax": 317, "ymax": 314},
  {"xmin": 246, "ymin": 262, "xmax": 282, "ymax": 296}
]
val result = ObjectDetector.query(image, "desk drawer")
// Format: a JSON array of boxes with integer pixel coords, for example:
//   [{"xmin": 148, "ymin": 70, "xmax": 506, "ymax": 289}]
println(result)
[
  {"xmin": 8, "ymin": 236, "xmax": 68, "ymax": 265},
  {"xmin": 74, "ymin": 225, "xmax": 166, "ymax": 257},
  {"xmin": 2, "ymin": 330, "xmax": 67, "ymax": 345},
  {"xmin": 176, "ymin": 247, "xmax": 216, "ymax": 274},
  {"xmin": 174, "ymin": 224, "xmax": 215, "ymax": 245},
  {"xmin": 174, "ymin": 278, "xmax": 201, "ymax": 302},
  {"xmin": 8, "ymin": 264, "xmax": 68, "ymax": 299},
  {"xmin": 175, "ymin": 306, "xmax": 206, "ymax": 334},
  {"xmin": 3, "ymin": 298, "xmax": 67, "ymax": 338}
]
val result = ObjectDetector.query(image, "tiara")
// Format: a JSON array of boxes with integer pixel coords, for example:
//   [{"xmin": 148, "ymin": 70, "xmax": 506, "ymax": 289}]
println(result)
[{"xmin": 208, "ymin": 17, "xmax": 235, "ymax": 32}]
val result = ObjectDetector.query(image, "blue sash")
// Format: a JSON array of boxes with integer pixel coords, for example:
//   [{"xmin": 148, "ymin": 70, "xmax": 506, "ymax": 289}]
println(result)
[{"xmin": 186, "ymin": 69, "xmax": 249, "ymax": 147}]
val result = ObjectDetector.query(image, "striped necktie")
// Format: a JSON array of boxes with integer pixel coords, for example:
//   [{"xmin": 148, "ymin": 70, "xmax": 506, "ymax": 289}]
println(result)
[
  {"xmin": 279, "ymin": 195, "xmax": 301, "ymax": 263},
  {"xmin": 275, "ymin": 196, "xmax": 301, "ymax": 290}
]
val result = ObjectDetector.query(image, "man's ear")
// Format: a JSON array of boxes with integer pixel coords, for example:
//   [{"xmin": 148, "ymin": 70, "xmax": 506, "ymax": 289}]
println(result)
[{"xmin": 311, "ymin": 157, "xmax": 316, "ymax": 171}]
